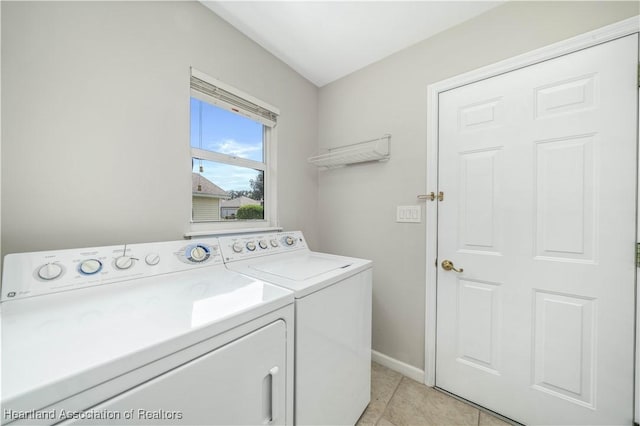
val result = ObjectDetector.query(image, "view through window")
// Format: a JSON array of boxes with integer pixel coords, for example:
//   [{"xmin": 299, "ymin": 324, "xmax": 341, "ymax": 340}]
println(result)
[{"xmin": 190, "ymin": 97, "xmax": 266, "ymax": 222}]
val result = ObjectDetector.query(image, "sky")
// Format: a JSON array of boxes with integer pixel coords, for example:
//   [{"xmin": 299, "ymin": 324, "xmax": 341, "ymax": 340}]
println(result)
[{"xmin": 190, "ymin": 98, "xmax": 263, "ymax": 192}]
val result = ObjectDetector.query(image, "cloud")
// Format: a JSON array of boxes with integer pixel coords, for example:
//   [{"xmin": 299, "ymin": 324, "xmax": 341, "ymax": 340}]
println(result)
[
  {"xmin": 199, "ymin": 161, "xmax": 261, "ymax": 192},
  {"xmin": 206, "ymin": 138, "xmax": 262, "ymax": 160}
]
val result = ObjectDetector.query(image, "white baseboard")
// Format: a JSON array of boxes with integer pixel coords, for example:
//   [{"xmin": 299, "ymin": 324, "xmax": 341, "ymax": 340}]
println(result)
[{"xmin": 371, "ymin": 350, "xmax": 426, "ymax": 384}]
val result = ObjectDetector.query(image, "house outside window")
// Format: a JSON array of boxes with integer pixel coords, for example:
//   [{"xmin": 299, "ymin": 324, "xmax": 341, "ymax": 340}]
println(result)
[
  {"xmin": 189, "ymin": 69, "xmax": 279, "ymax": 232},
  {"xmin": 220, "ymin": 195, "xmax": 262, "ymax": 219},
  {"xmin": 192, "ymin": 173, "xmax": 230, "ymax": 221}
]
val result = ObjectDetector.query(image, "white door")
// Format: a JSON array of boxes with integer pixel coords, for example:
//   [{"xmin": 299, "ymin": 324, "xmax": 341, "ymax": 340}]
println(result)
[
  {"xmin": 436, "ymin": 35, "xmax": 638, "ymax": 425},
  {"xmin": 70, "ymin": 320, "xmax": 288, "ymax": 425}
]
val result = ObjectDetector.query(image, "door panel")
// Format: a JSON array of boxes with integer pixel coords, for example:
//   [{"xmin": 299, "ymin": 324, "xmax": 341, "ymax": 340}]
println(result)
[
  {"xmin": 532, "ymin": 291, "xmax": 596, "ymax": 407},
  {"xmin": 535, "ymin": 135, "xmax": 595, "ymax": 261},
  {"xmin": 436, "ymin": 35, "xmax": 637, "ymax": 425},
  {"xmin": 456, "ymin": 279, "xmax": 502, "ymax": 374},
  {"xmin": 459, "ymin": 149, "xmax": 502, "ymax": 254}
]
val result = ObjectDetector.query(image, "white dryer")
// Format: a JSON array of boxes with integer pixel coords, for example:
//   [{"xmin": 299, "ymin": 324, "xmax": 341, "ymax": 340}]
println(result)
[
  {"xmin": 1, "ymin": 238, "xmax": 294, "ymax": 425},
  {"xmin": 218, "ymin": 231, "xmax": 372, "ymax": 426}
]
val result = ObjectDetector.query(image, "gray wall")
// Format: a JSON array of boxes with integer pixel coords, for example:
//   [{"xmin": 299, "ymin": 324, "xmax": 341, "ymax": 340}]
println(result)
[
  {"xmin": 317, "ymin": 1, "xmax": 639, "ymax": 370},
  {"xmin": 1, "ymin": 1, "xmax": 319, "ymax": 256},
  {"xmin": 3, "ymin": 0, "xmax": 638, "ymax": 372}
]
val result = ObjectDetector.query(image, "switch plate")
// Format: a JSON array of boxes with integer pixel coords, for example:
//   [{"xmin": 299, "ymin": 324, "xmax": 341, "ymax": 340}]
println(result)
[{"xmin": 396, "ymin": 205, "xmax": 421, "ymax": 223}]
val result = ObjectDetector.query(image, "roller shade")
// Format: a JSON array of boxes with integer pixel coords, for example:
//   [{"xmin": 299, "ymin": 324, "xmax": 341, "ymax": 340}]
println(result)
[{"xmin": 190, "ymin": 69, "xmax": 278, "ymax": 127}]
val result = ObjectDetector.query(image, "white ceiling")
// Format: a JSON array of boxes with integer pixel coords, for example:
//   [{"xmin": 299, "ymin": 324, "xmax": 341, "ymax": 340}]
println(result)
[{"xmin": 202, "ymin": 1, "xmax": 504, "ymax": 87}]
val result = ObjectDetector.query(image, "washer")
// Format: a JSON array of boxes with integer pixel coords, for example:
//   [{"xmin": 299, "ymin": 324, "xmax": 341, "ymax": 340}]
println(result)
[
  {"xmin": 1, "ymin": 238, "xmax": 294, "ymax": 425},
  {"xmin": 218, "ymin": 231, "xmax": 372, "ymax": 426}
]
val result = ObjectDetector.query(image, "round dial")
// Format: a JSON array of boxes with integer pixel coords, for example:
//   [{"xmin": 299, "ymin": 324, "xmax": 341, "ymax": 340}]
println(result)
[
  {"xmin": 259, "ymin": 240, "xmax": 268, "ymax": 249},
  {"xmin": 270, "ymin": 239, "xmax": 279, "ymax": 248},
  {"xmin": 246, "ymin": 241, "xmax": 256, "ymax": 251},
  {"xmin": 145, "ymin": 253, "xmax": 161, "ymax": 266},
  {"xmin": 285, "ymin": 236, "xmax": 295, "ymax": 246},
  {"xmin": 37, "ymin": 263, "xmax": 63, "ymax": 281},
  {"xmin": 79, "ymin": 259, "xmax": 102, "ymax": 275},
  {"xmin": 189, "ymin": 245, "xmax": 209, "ymax": 262},
  {"xmin": 114, "ymin": 255, "xmax": 135, "ymax": 270},
  {"xmin": 232, "ymin": 242, "xmax": 244, "ymax": 253}
]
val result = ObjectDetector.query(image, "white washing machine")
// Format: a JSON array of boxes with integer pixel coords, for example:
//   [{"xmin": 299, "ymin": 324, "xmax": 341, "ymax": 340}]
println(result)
[
  {"xmin": 1, "ymin": 238, "xmax": 294, "ymax": 425},
  {"xmin": 218, "ymin": 231, "xmax": 372, "ymax": 426}
]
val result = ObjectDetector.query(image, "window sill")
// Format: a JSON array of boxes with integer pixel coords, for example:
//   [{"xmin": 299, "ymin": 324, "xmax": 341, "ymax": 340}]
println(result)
[{"xmin": 184, "ymin": 226, "xmax": 283, "ymax": 238}]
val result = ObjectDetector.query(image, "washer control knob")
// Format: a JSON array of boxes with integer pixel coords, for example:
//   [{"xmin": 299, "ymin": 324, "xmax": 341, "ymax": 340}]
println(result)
[
  {"xmin": 246, "ymin": 241, "xmax": 256, "ymax": 251},
  {"xmin": 79, "ymin": 259, "xmax": 102, "ymax": 275},
  {"xmin": 114, "ymin": 255, "xmax": 135, "ymax": 270},
  {"xmin": 189, "ymin": 245, "xmax": 209, "ymax": 262},
  {"xmin": 232, "ymin": 242, "xmax": 244, "ymax": 253},
  {"xmin": 270, "ymin": 239, "xmax": 279, "ymax": 248},
  {"xmin": 145, "ymin": 253, "xmax": 161, "ymax": 266},
  {"xmin": 37, "ymin": 263, "xmax": 63, "ymax": 281},
  {"xmin": 284, "ymin": 236, "xmax": 295, "ymax": 246},
  {"xmin": 258, "ymin": 240, "xmax": 268, "ymax": 249}
]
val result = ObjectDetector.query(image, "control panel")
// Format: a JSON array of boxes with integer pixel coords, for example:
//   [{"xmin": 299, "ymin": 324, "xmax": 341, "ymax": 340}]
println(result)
[
  {"xmin": 1, "ymin": 238, "xmax": 222, "ymax": 301},
  {"xmin": 218, "ymin": 231, "xmax": 308, "ymax": 263}
]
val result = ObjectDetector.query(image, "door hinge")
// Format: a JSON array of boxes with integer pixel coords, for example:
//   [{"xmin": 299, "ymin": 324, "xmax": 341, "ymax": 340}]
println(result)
[{"xmin": 636, "ymin": 243, "xmax": 640, "ymax": 267}]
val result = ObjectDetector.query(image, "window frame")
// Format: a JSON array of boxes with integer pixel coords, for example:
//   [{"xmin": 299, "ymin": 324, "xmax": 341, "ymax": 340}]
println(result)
[{"xmin": 187, "ymin": 68, "xmax": 279, "ymax": 235}]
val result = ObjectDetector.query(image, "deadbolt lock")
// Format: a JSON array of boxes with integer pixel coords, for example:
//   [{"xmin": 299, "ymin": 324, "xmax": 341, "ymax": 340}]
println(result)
[{"xmin": 417, "ymin": 191, "xmax": 444, "ymax": 202}]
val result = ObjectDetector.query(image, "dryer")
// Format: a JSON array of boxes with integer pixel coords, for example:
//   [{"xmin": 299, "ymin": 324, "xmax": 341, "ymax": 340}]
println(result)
[
  {"xmin": 218, "ymin": 231, "xmax": 372, "ymax": 426},
  {"xmin": 1, "ymin": 238, "xmax": 294, "ymax": 425}
]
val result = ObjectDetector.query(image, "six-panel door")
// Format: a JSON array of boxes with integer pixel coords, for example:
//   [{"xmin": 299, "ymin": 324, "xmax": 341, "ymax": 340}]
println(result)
[{"xmin": 436, "ymin": 35, "xmax": 638, "ymax": 424}]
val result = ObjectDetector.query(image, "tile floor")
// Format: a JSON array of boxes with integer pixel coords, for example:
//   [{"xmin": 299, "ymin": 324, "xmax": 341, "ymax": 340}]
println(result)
[{"xmin": 357, "ymin": 362, "xmax": 512, "ymax": 426}]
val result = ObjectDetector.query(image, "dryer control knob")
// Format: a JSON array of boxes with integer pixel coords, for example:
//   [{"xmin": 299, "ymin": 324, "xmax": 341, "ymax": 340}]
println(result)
[
  {"xmin": 145, "ymin": 253, "xmax": 161, "ymax": 266},
  {"xmin": 232, "ymin": 242, "xmax": 244, "ymax": 253},
  {"xmin": 114, "ymin": 255, "xmax": 135, "ymax": 270},
  {"xmin": 79, "ymin": 259, "xmax": 102, "ymax": 275},
  {"xmin": 189, "ymin": 245, "xmax": 209, "ymax": 262},
  {"xmin": 37, "ymin": 263, "xmax": 63, "ymax": 281},
  {"xmin": 284, "ymin": 236, "xmax": 295, "ymax": 246},
  {"xmin": 246, "ymin": 241, "xmax": 256, "ymax": 251},
  {"xmin": 259, "ymin": 240, "xmax": 268, "ymax": 249},
  {"xmin": 270, "ymin": 239, "xmax": 279, "ymax": 247}
]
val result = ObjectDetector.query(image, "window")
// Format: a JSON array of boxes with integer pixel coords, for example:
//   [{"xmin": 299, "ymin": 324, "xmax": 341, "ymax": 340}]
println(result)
[{"xmin": 189, "ymin": 69, "xmax": 278, "ymax": 231}]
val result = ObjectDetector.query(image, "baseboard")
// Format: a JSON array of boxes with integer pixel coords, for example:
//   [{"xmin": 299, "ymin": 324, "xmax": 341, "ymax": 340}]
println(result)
[{"xmin": 371, "ymin": 350, "xmax": 426, "ymax": 383}]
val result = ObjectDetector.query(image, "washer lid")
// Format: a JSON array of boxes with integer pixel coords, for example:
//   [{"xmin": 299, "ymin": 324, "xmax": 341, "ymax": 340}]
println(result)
[
  {"xmin": 249, "ymin": 253, "xmax": 352, "ymax": 281},
  {"xmin": 233, "ymin": 251, "xmax": 372, "ymax": 298}
]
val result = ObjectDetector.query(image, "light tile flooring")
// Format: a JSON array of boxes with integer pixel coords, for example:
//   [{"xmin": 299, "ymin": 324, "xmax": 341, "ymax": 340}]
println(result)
[{"xmin": 357, "ymin": 362, "xmax": 512, "ymax": 426}]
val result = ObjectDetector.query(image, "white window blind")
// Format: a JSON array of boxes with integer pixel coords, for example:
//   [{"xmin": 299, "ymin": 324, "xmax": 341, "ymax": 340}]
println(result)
[{"xmin": 190, "ymin": 68, "xmax": 279, "ymax": 127}]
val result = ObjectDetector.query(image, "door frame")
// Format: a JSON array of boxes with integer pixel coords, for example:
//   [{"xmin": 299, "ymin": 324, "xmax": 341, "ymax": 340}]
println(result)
[{"xmin": 424, "ymin": 12, "xmax": 639, "ymax": 405}]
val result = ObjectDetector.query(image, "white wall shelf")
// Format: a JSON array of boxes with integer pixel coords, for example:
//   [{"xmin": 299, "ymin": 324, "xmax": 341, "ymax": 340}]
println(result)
[{"xmin": 308, "ymin": 134, "xmax": 391, "ymax": 169}]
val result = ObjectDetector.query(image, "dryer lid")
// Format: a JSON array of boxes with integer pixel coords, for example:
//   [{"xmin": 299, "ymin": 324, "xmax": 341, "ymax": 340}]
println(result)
[{"xmin": 1, "ymin": 267, "xmax": 293, "ymax": 414}]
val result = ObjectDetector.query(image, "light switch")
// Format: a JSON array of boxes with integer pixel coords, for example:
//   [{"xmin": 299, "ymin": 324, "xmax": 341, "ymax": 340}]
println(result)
[{"xmin": 396, "ymin": 206, "xmax": 421, "ymax": 223}]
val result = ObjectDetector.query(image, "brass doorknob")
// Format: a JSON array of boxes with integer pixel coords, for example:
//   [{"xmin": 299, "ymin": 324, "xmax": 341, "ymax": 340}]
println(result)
[{"xmin": 441, "ymin": 260, "xmax": 463, "ymax": 273}]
